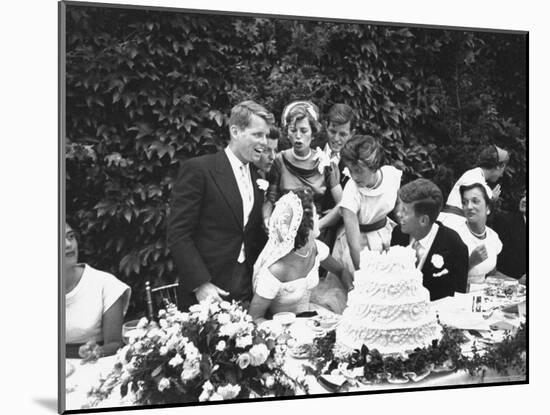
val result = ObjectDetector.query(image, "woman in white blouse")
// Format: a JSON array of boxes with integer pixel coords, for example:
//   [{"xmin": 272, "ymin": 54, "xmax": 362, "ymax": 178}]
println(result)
[
  {"xmin": 249, "ymin": 189, "xmax": 353, "ymax": 322},
  {"xmin": 334, "ymin": 134, "xmax": 402, "ymax": 272},
  {"xmin": 65, "ymin": 223, "xmax": 131, "ymax": 357},
  {"xmin": 454, "ymin": 183, "xmax": 503, "ymax": 290}
]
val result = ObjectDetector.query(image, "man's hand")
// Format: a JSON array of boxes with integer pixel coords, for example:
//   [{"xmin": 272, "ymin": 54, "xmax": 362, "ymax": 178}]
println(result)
[
  {"xmin": 194, "ymin": 282, "xmax": 229, "ymax": 303},
  {"xmin": 470, "ymin": 245, "xmax": 488, "ymax": 268}
]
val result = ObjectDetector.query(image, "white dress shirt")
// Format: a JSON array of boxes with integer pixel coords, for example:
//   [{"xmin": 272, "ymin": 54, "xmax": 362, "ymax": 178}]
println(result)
[
  {"xmin": 323, "ymin": 143, "xmax": 341, "ymax": 164},
  {"xmin": 225, "ymin": 147, "xmax": 254, "ymax": 262},
  {"xmin": 410, "ymin": 223, "xmax": 439, "ymax": 270}
]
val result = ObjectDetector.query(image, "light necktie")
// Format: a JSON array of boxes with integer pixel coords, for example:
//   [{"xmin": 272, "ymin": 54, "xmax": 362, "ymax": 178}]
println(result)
[{"xmin": 240, "ymin": 165, "xmax": 253, "ymax": 207}]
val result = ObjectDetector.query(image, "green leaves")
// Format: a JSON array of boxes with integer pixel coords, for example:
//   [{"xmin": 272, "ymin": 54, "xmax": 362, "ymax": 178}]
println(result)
[{"xmin": 66, "ymin": 6, "xmax": 526, "ymax": 319}]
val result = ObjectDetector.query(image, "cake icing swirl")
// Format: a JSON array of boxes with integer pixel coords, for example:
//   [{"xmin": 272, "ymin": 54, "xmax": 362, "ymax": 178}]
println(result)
[{"xmin": 336, "ymin": 246, "xmax": 441, "ymax": 355}]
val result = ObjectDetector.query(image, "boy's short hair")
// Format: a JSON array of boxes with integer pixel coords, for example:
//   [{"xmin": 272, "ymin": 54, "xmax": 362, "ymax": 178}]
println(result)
[
  {"xmin": 267, "ymin": 126, "xmax": 281, "ymax": 140},
  {"xmin": 398, "ymin": 179, "xmax": 443, "ymax": 223},
  {"xmin": 327, "ymin": 103, "xmax": 354, "ymax": 128}
]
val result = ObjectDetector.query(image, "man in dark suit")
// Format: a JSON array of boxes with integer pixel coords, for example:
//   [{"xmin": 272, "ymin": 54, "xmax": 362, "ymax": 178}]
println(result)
[
  {"xmin": 167, "ymin": 100, "xmax": 274, "ymax": 310},
  {"xmin": 316, "ymin": 103, "xmax": 355, "ymax": 250},
  {"xmin": 391, "ymin": 179, "xmax": 469, "ymax": 301}
]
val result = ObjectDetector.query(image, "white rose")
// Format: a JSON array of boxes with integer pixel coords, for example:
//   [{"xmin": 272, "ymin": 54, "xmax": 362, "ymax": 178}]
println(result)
[
  {"xmin": 219, "ymin": 301, "xmax": 231, "ymax": 310},
  {"xmin": 431, "ymin": 254, "xmax": 444, "ymax": 269},
  {"xmin": 256, "ymin": 178, "xmax": 269, "ymax": 191},
  {"xmin": 219, "ymin": 323, "xmax": 238, "ymax": 338},
  {"xmin": 147, "ymin": 327, "xmax": 162, "ymax": 340},
  {"xmin": 198, "ymin": 381, "xmax": 214, "ymax": 402},
  {"xmin": 216, "ymin": 340, "xmax": 227, "ymax": 352},
  {"xmin": 264, "ymin": 375, "xmax": 275, "ymax": 388},
  {"xmin": 248, "ymin": 343, "xmax": 269, "ymax": 366},
  {"xmin": 217, "ymin": 313, "xmax": 231, "ymax": 325},
  {"xmin": 169, "ymin": 353, "xmax": 184, "ymax": 367},
  {"xmin": 157, "ymin": 378, "xmax": 171, "ymax": 392},
  {"xmin": 217, "ymin": 384, "xmax": 241, "ymax": 400},
  {"xmin": 236, "ymin": 334, "xmax": 253, "ymax": 349},
  {"xmin": 136, "ymin": 317, "xmax": 149, "ymax": 329},
  {"xmin": 180, "ymin": 365, "xmax": 201, "ymax": 382},
  {"xmin": 236, "ymin": 353, "xmax": 251, "ymax": 369}
]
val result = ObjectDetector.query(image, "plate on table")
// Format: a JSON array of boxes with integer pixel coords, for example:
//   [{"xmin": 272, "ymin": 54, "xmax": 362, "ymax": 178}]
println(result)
[{"xmin": 307, "ymin": 314, "xmax": 341, "ymax": 331}]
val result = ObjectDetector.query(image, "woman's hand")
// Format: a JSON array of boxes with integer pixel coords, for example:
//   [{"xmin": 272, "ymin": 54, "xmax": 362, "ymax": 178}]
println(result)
[
  {"xmin": 328, "ymin": 161, "xmax": 341, "ymax": 188},
  {"xmin": 469, "ymin": 245, "xmax": 488, "ymax": 269},
  {"xmin": 492, "ymin": 184, "xmax": 501, "ymax": 201},
  {"xmin": 340, "ymin": 269, "xmax": 354, "ymax": 292}
]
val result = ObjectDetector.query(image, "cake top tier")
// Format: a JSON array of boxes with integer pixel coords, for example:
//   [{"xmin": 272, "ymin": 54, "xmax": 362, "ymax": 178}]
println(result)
[{"xmin": 358, "ymin": 246, "xmax": 417, "ymax": 276}]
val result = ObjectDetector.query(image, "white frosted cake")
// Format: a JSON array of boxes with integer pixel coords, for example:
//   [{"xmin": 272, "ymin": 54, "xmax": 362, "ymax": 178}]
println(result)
[{"xmin": 336, "ymin": 246, "xmax": 441, "ymax": 355}]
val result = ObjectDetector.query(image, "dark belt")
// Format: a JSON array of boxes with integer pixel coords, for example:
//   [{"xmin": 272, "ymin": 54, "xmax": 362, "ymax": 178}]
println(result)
[
  {"xmin": 359, "ymin": 217, "xmax": 387, "ymax": 233},
  {"xmin": 441, "ymin": 205, "xmax": 465, "ymax": 217}
]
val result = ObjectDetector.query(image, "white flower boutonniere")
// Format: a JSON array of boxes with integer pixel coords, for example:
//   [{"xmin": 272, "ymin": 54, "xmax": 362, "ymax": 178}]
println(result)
[
  {"xmin": 313, "ymin": 147, "xmax": 331, "ymax": 174},
  {"xmin": 256, "ymin": 178, "xmax": 269, "ymax": 192},
  {"xmin": 431, "ymin": 254, "xmax": 444, "ymax": 269},
  {"xmin": 342, "ymin": 167, "xmax": 351, "ymax": 178}
]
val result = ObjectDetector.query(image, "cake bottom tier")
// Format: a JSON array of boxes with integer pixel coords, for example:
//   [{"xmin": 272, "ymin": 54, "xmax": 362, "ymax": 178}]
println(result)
[{"xmin": 336, "ymin": 320, "xmax": 442, "ymax": 355}]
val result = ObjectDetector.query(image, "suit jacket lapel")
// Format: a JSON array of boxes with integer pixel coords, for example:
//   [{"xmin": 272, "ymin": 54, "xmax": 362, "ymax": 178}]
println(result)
[
  {"xmin": 246, "ymin": 168, "xmax": 263, "ymax": 231},
  {"xmin": 212, "ymin": 151, "xmax": 243, "ymax": 228},
  {"xmin": 421, "ymin": 223, "xmax": 443, "ymax": 272}
]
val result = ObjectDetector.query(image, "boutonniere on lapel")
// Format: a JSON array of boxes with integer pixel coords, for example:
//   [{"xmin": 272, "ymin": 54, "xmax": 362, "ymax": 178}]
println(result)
[
  {"xmin": 256, "ymin": 178, "xmax": 269, "ymax": 192},
  {"xmin": 313, "ymin": 147, "xmax": 331, "ymax": 174},
  {"xmin": 430, "ymin": 254, "xmax": 449, "ymax": 277},
  {"xmin": 342, "ymin": 167, "xmax": 351, "ymax": 178}
]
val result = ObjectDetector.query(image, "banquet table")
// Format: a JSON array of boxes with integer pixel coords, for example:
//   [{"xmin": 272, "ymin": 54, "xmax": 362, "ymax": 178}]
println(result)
[{"xmin": 64, "ymin": 286, "xmax": 526, "ymax": 410}]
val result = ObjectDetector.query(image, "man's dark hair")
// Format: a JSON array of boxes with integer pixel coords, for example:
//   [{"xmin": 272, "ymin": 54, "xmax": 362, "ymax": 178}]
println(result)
[
  {"xmin": 398, "ymin": 179, "xmax": 443, "ymax": 223},
  {"xmin": 327, "ymin": 103, "xmax": 355, "ymax": 129}
]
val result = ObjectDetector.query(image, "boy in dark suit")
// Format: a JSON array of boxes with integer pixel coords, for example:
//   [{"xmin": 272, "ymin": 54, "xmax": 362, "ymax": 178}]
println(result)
[
  {"xmin": 391, "ymin": 179, "xmax": 469, "ymax": 301},
  {"xmin": 317, "ymin": 104, "xmax": 355, "ymax": 250},
  {"xmin": 167, "ymin": 101, "xmax": 274, "ymax": 310}
]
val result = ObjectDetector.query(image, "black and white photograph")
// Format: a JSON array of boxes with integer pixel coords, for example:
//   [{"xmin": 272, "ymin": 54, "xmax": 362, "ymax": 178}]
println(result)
[
  {"xmin": 11, "ymin": 0, "xmax": 550, "ymax": 414},
  {"xmin": 57, "ymin": 1, "xmax": 531, "ymax": 413}
]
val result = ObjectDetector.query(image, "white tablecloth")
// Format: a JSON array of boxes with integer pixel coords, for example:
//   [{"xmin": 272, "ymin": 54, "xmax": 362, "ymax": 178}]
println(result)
[{"xmin": 64, "ymin": 289, "xmax": 526, "ymax": 410}]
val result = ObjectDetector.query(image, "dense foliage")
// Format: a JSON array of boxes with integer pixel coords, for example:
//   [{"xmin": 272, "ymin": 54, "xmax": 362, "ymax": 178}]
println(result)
[{"xmin": 65, "ymin": 5, "xmax": 527, "ymax": 317}]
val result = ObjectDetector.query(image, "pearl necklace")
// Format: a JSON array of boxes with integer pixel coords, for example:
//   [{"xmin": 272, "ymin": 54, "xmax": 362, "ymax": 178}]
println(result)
[
  {"xmin": 467, "ymin": 223, "xmax": 487, "ymax": 239},
  {"xmin": 292, "ymin": 148, "xmax": 312, "ymax": 161}
]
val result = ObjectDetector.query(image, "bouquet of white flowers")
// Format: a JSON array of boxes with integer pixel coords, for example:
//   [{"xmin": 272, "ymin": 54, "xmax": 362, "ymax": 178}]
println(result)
[{"xmin": 85, "ymin": 299, "xmax": 307, "ymax": 408}]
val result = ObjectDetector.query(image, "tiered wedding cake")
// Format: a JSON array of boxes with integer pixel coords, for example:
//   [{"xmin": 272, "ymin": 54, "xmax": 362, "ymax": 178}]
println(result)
[{"xmin": 336, "ymin": 246, "xmax": 441, "ymax": 355}]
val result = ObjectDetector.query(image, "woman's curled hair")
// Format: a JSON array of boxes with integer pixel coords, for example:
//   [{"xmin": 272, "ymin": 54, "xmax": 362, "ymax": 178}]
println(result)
[{"xmin": 341, "ymin": 134, "xmax": 384, "ymax": 171}]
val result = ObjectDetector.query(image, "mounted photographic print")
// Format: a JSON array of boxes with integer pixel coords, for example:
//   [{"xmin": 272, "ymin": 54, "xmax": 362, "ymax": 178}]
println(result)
[{"xmin": 59, "ymin": 0, "xmax": 528, "ymax": 413}]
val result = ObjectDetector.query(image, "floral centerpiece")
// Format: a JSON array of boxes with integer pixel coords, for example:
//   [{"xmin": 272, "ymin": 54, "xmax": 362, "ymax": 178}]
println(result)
[
  {"xmin": 303, "ymin": 324, "xmax": 526, "ymax": 388},
  {"xmin": 85, "ymin": 298, "xmax": 307, "ymax": 408}
]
